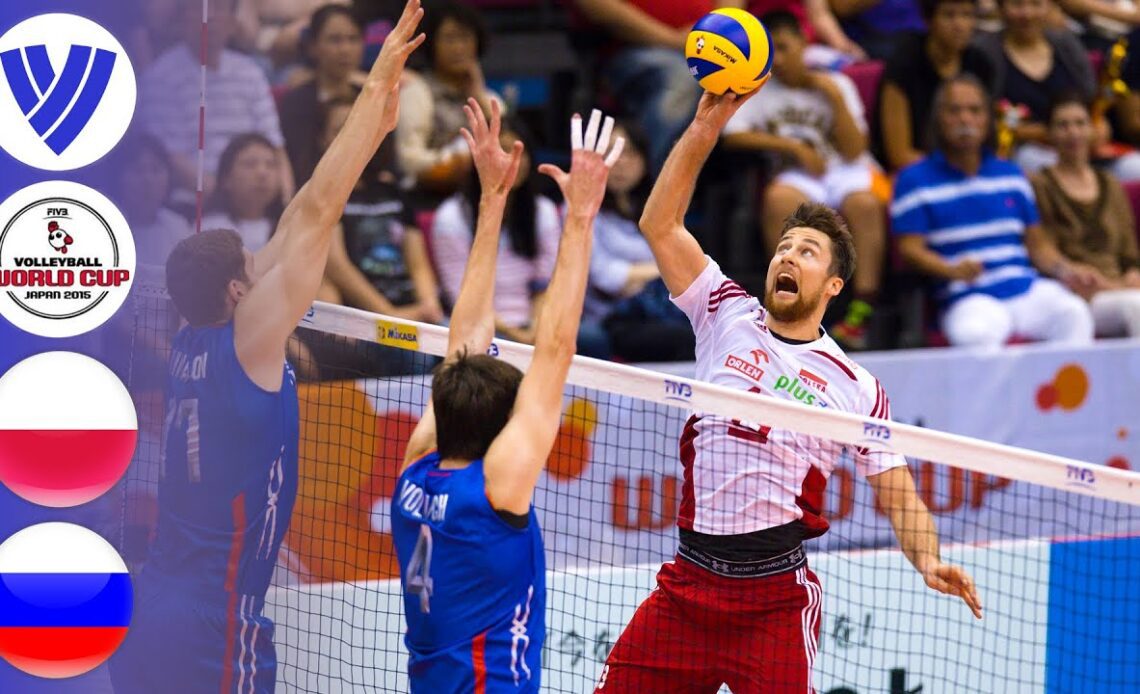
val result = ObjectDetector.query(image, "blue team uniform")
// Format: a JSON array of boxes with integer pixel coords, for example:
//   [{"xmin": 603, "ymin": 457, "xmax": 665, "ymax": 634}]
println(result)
[
  {"xmin": 392, "ymin": 452, "xmax": 546, "ymax": 693},
  {"xmin": 109, "ymin": 322, "xmax": 299, "ymax": 694}
]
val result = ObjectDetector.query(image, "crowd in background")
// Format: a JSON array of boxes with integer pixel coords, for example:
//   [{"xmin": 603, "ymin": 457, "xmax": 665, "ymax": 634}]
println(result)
[{"xmin": 114, "ymin": 0, "xmax": 1140, "ymax": 381}]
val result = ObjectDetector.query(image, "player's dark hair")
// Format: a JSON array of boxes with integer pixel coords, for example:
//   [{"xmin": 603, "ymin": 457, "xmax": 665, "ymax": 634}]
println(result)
[
  {"xmin": 760, "ymin": 10, "xmax": 803, "ymax": 37},
  {"xmin": 781, "ymin": 202, "xmax": 856, "ymax": 283},
  {"xmin": 432, "ymin": 350, "xmax": 524, "ymax": 461},
  {"xmin": 166, "ymin": 229, "xmax": 249, "ymax": 326}
]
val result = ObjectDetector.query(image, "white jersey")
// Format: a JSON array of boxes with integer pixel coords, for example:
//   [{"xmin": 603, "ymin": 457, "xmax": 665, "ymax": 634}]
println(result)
[{"xmin": 671, "ymin": 258, "xmax": 906, "ymax": 537}]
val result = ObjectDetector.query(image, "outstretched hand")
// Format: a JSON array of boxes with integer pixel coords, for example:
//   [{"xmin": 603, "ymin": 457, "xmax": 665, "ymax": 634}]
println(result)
[
  {"xmin": 538, "ymin": 109, "xmax": 626, "ymax": 219},
  {"xmin": 920, "ymin": 559, "xmax": 983, "ymax": 620},
  {"xmin": 693, "ymin": 80, "xmax": 768, "ymax": 134},
  {"xmin": 460, "ymin": 98, "xmax": 524, "ymax": 198},
  {"xmin": 369, "ymin": 0, "xmax": 426, "ymax": 132}
]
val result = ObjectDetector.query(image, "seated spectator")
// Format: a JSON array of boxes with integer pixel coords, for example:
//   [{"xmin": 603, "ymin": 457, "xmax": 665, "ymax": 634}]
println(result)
[
  {"xmin": 241, "ymin": 0, "xmax": 351, "ymax": 72},
  {"xmin": 1107, "ymin": 36, "xmax": 1140, "ymax": 149},
  {"xmin": 584, "ymin": 123, "xmax": 695, "ymax": 361},
  {"xmin": 975, "ymin": 0, "xmax": 1140, "ymax": 180},
  {"xmin": 876, "ymin": 0, "xmax": 995, "ymax": 171},
  {"xmin": 201, "ymin": 134, "xmax": 284, "ymax": 252},
  {"xmin": 126, "ymin": 0, "xmax": 185, "ymax": 71},
  {"xmin": 723, "ymin": 11, "xmax": 886, "ymax": 349},
  {"xmin": 574, "ymin": 0, "xmax": 706, "ymax": 171},
  {"xmin": 114, "ymin": 133, "xmax": 192, "ymax": 270},
  {"xmin": 892, "ymin": 75, "xmax": 1095, "ymax": 347},
  {"xmin": 110, "ymin": 134, "xmax": 192, "ymax": 373},
  {"xmin": 431, "ymin": 122, "xmax": 559, "ymax": 346},
  {"xmin": 396, "ymin": 1, "xmax": 496, "ymax": 201},
  {"xmin": 280, "ymin": 4, "xmax": 367, "ymax": 187},
  {"xmin": 826, "ymin": 0, "xmax": 925, "ymax": 61},
  {"xmin": 748, "ymin": 0, "xmax": 867, "ymax": 62},
  {"xmin": 1053, "ymin": 0, "xmax": 1140, "ymax": 52},
  {"xmin": 319, "ymin": 98, "xmax": 444, "ymax": 323},
  {"xmin": 199, "ymin": 132, "xmax": 322, "ymax": 379},
  {"xmin": 139, "ymin": 0, "xmax": 294, "ymax": 208},
  {"xmin": 1031, "ymin": 96, "xmax": 1140, "ymax": 336}
]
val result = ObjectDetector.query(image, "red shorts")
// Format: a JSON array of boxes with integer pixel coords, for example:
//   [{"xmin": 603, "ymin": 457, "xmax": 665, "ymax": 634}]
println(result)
[{"xmin": 595, "ymin": 556, "xmax": 822, "ymax": 694}]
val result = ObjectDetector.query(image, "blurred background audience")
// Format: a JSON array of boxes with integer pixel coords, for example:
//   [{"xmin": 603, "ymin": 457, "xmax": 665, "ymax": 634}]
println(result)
[{"xmin": 125, "ymin": 0, "xmax": 1140, "ymax": 380}]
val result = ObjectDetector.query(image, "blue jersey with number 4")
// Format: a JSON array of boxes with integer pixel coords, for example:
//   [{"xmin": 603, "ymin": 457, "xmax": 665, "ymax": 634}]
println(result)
[{"xmin": 392, "ymin": 452, "xmax": 545, "ymax": 693}]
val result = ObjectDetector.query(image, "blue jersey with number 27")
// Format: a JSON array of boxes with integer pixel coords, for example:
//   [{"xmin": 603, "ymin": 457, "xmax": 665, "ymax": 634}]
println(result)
[{"xmin": 391, "ymin": 452, "xmax": 545, "ymax": 694}]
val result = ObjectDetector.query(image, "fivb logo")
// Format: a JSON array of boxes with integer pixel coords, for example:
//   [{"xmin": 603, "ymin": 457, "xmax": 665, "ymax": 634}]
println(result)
[{"xmin": 0, "ymin": 14, "xmax": 136, "ymax": 170}]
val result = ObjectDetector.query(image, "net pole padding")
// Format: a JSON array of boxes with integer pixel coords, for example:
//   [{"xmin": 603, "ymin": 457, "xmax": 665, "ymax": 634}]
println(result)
[{"xmin": 300, "ymin": 301, "xmax": 1140, "ymax": 506}]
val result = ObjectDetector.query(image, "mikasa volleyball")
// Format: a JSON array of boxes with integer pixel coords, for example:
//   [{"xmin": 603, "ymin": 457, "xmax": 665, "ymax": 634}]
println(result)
[{"xmin": 685, "ymin": 8, "xmax": 773, "ymax": 95}]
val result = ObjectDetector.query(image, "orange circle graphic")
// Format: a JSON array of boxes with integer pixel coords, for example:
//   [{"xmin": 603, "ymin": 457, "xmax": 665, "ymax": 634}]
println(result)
[{"xmin": 1053, "ymin": 364, "xmax": 1089, "ymax": 411}]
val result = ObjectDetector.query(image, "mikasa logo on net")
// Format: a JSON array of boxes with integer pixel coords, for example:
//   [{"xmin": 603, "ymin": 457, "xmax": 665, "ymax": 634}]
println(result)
[{"xmin": 0, "ymin": 181, "xmax": 134, "ymax": 337}]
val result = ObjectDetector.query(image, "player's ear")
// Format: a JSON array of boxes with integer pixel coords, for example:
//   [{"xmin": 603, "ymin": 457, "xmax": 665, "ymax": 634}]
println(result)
[
  {"xmin": 826, "ymin": 276, "xmax": 844, "ymax": 299},
  {"xmin": 227, "ymin": 278, "xmax": 248, "ymax": 304}
]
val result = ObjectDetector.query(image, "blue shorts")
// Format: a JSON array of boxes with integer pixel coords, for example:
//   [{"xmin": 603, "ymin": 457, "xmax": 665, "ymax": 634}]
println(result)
[
  {"xmin": 408, "ymin": 624, "xmax": 544, "ymax": 694},
  {"xmin": 109, "ymin": 586, "xmax": 276, "ymax": 694}
]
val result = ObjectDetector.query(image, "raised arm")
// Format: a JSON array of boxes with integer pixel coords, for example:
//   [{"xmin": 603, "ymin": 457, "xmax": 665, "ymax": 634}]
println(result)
[
  {"xmin": 867, "ymin": 466, "xmax": 983, "ymax": 619},
  {"xmin": 641, "ymin": 88, "xmax": 762, "ymax": 296},
  {"xmin": 233, "ymin": 0, "xmax": 425, "ymax": 390},
  {"xmin": 482, "ymin": 110, "xmax": 625, "ymax": 515},
  {"xmin": 402, "ymin": 97, "xmax": 525, "ymax": 467}
]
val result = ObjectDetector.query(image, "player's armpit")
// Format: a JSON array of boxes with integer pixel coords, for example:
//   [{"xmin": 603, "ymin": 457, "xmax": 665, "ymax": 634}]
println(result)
[
  {"xmin": 483, "ymin": 373, "xmax": 564, "ymax": 516},
  {"xmin": 402, "ymin": 400, "xmax": 438, "ymax": 472},
  {"xmin": 234, "ymin": 261, "xmax": 319, "ymax": 392},
  {"xmin": 640, "ymin": 224, "xmax": 710, "ymax": 299}
]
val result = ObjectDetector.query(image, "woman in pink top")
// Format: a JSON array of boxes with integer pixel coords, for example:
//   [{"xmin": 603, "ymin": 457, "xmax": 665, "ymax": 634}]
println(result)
[{"xmin": 431, "ymin": 122, "xmax": 560, "ymax": 345}]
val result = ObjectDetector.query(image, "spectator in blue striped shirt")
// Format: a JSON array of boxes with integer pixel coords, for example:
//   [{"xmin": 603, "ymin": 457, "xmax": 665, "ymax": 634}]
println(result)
[{"xmin": 892, "ymin": 74, "xmax": 1096, "ymax": 347}]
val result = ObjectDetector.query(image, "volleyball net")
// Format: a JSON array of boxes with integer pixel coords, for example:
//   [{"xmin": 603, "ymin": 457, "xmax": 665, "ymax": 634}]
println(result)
[{"xmin": 120, "ymin": 296, "xmax": 1140, "ymax": 693}]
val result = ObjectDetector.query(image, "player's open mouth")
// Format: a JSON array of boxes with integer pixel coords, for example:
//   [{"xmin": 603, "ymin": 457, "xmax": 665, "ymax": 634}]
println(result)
[{"xmin": 775, "ymin": 273, "xmax": 798, "ymax": 298}]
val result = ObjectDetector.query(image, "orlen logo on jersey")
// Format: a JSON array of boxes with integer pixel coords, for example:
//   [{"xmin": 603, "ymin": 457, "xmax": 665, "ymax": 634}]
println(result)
[
  {"xmin": 664, "ymin": 379, "xmax": 692, "ymax": 402},
  {"xmin": 725, "ymin": 355, "xmax": 763, "ymax": 382}
]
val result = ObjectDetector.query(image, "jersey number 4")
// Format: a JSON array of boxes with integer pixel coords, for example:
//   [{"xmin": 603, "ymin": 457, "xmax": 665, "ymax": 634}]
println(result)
[
  {"xmin": 406, "ymin": 525, "xmax": 434, "ymax": 614},
  {"xmin": 161, "ymin": 398, "xmax": 201, "ymax": 482}
]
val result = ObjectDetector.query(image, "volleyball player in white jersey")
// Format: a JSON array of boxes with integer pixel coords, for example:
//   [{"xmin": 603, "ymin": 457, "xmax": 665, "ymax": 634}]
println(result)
[{"xmin": 595, "ymin": 90, "xmax": 984, "ymax": 693}]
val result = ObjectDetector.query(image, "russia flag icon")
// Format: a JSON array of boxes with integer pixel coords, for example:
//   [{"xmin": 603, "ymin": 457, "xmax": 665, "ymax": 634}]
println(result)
[
  {"xmin": 0, "ymin": 523, "xmax": 133, "ymax": 678},
  {"xmin": 0, "ymin": 352, "xmax": 137, "ymax": 507}
]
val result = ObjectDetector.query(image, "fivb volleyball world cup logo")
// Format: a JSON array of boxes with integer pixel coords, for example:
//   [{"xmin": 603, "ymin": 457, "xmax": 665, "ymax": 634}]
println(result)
[{"xmin": 0, "ymin": 14, "xmax": 136, "ymax": 170}]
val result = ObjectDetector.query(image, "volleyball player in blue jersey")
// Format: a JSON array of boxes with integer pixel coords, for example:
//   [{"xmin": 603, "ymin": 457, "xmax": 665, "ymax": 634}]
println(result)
[
  {"xmin": 108, "ymin": 3, "xmax": 425, "ymax": 692},
  {"xmin": 392, "ymin": 101, "xmax": 625, "ymax": 693}
]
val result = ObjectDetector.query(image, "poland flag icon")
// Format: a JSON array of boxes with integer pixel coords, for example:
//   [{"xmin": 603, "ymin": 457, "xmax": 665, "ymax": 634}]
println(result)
[
  {"xmin": 0, "ymin": 352, "xmax": 138, "ymax": 507},
  {"xmin": 0, "ymin": 523, "xmax": 133, "ymax": 678}
]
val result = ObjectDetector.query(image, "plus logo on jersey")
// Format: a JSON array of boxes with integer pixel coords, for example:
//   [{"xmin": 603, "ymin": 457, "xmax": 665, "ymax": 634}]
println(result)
[{"xmin": 0, "ymin": 15, "xmax": 136, "ymax": 170}]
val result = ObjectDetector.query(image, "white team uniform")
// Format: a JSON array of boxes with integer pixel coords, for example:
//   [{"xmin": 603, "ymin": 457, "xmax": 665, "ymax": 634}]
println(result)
[{"xmin": 671, "ymin": 257, "xmax": 907, "ymax": 538}]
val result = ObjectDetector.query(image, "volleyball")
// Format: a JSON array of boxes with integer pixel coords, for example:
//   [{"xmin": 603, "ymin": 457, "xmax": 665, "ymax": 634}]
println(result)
[{"xmin": 685, "ymin": 8, "xmax": 772, "ymax": 95}]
